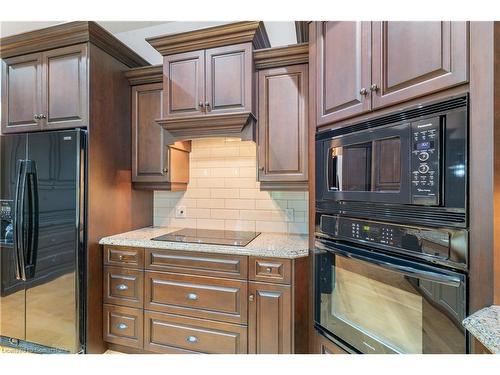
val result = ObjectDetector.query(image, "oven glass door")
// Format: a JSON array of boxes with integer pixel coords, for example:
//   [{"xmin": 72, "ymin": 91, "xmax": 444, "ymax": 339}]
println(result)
[
  {"xmin": 322, "ymin": 123, "xmax": 411, "ymax": 204},
  {"xmin": 315, "ymin": 239, "xmax": 467, "ymax": 354}
]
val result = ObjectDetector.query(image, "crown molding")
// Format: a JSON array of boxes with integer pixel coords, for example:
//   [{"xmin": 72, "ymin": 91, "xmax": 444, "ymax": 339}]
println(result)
[
  {"xmin": 125, "ymin": 65, "xmax": 163, "ymax": 85},
  {"xmin": 253, "ymin": 43, "xmax": 308, "ymax": 70},
  {"xmin": 0, "ymin": 21, "xmax": 149, "ymax": 68},
  {"xmin": 147, "ymin": 21, "xmax": 270, "ymax": 56}
]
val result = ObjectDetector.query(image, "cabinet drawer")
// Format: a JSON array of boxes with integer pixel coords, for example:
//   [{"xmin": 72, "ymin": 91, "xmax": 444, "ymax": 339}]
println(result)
[
  {"xmin": 103, "ymin": 266, "xmax": 144, "ymax": 308},
  {"xmin": 145, "ymin": 248, "xmax": 247, "ymax": 279},
  {"xmin": 103, "ymin": 304, "xmax": 143, "ymax": 349},
  {"xmin": 144, "ymin": 311, "xmax": 247, "ymax": 354},
  {"xmin": 104, "ymin": 246, "xmax": 144, "ymax": 268},
  {"xmin": 249, "ymin": 257, "xmax": 292, "ymax": 284},
  {"xmin": 145, "ymin": 271, "xmax": 247, "ymax": 324}
]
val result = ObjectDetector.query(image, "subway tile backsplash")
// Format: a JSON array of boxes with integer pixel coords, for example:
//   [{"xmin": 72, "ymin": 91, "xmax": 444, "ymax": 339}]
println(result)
[{"xmin": 153, "ymin": 138, "xmax": 308, "ymax": 234}]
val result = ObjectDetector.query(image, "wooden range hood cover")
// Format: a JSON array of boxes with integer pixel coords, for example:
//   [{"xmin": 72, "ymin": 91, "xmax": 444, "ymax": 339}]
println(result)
[{"xmin": 156, "ymin": 112, "xmax": 256, "ymax": 142}]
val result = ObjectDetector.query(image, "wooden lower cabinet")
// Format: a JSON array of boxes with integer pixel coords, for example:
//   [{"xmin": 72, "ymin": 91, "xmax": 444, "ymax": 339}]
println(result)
[
  {"xmin": 144, "ymin": 311, "xmax": 247, "ymax": 354},
  {"xmin": 103, "ymin": 304, "xmax": 144, "ymax": 349},
  {"xmin": 102, "ymin": 246, "xmax": 306, "ymax": 354},
  {"xmin": 315, "ymin": 333, "xmax": 348, "ymax": 354},
  {"xmin": 248, "ymin": 282, "xmax": 292, "ymax": 354}
]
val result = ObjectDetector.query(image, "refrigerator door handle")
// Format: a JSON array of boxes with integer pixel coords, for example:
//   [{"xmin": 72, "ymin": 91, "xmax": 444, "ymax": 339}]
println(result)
[
  {"xmin": 13, "ymin": 160, "xmax": 27, "ymax": 281},
  {"xmin": 24, "ymin": 160, "xmax": 39, "ymax": 280}
]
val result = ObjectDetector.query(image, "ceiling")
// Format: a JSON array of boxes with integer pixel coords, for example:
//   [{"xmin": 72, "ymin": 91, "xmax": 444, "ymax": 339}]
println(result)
[{"xmin": 0, "ymin": 21, "xmax": 298, "ymax": 64}]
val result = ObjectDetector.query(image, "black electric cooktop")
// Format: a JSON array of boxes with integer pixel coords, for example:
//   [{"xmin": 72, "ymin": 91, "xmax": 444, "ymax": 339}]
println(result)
[{"xmin": 151, "ymin": 228, "xmax": 261, "ymax": 246}]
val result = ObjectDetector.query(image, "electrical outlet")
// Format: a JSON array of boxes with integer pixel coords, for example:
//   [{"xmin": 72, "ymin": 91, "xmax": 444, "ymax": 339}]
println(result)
[
  {"xmin": 284, "ymin": 208, "xmax": 294, "ymax": 222},
  {"xmin": 175, "ymin": 206, "xmax": 187, "ymax": 218}
]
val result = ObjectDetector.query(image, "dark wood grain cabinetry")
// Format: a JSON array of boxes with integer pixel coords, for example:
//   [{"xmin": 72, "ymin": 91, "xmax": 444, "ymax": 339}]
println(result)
[
  {"xmin": 254, "ymin": 44, "xmax": 309, "ymax": 191},
  {"xmin": 248, "ymin": 282, "xmax": 292, "ymax": 354},
  {"xmin": 1, "ymin": 44, "xmax": 88, "ymax": 133},
  {"xmin": 102, "ymin": 245, "xmax": 306, "ymax": 354},
  {"xmin": 148, "ymin": 22, "xmax": 270, "ymax": 140},
  {"xmin": 126, "ymin": 66, "xmax": 191, "ymax": 190},
  {"xmin": 312, "ymin": 21, "xmax": 469, "ymax": 128}
]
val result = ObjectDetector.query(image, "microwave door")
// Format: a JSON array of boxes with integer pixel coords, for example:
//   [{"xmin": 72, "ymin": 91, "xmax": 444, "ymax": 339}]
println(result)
[
  {"xmin": 314, "ymin": 239, "xmax": 467, "ymax": 354},
  {"xmin": 322, "ymin": 123, "xmax": 411, "ymax": 205}
]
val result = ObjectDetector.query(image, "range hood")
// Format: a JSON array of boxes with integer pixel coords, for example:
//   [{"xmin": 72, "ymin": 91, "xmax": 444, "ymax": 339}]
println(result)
[
  {"xmin": 147, "ymin": 21, "xmax": 270, "ymax": 144},
  {"xmin": 156, "ymin": 111, "xmax": 256, "ymax": 143}
]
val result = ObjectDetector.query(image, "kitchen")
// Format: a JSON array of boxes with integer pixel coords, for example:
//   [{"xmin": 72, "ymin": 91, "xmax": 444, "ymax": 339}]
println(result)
[{"xmin": 0, "ymin": 0, "xmax": 500, "ymax": 371}]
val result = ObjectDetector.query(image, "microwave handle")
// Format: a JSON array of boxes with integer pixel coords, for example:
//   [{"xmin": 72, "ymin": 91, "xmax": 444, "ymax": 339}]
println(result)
[
  {"xmin": 328, "ymin": 152, "xmax": 339, "ymax": 191},
  {"xmin": 315, "ymin": 239, "xmax": 462, "ymax": 288}
]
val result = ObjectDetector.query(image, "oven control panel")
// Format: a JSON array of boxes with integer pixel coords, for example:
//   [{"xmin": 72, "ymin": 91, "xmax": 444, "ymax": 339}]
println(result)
[
  {"xmin": 411, "ymin": 117, "xmax": 440, "ymax": 205},
  {"xmin": 318, "ymin": 215, "xmax": 468, "ymax": 268}
]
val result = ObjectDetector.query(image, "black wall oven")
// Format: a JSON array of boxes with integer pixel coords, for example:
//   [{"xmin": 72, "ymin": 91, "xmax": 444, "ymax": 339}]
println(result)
[{"xmin": 314, "ymin": 95, "xmax": 469, "ymax": 354}]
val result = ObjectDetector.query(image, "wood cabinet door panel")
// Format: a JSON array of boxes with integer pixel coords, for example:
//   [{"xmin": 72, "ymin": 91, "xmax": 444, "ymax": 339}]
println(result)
[
  {"xmin": 164, "ymin": 50, "xmax": 204, "ymax": 118},
  {"xmin": 205, "ymin": 43, "xmax": 252, "ymax": 114},
  {"xmin": 258, "ymin": 64, "xmax": 308, "ymax": 182},
  {"xmin": 103, "ymin": 266, "xmax": 144, "ymax": 308},
  {"xmin": 248, "ymin": 282, "xmax": 292, "ymax": 354},
  {"xmin": 145, "ymin": 271, "xmax": 248, "ymax": 324},
  {"xmin": 316, "ymin": 21, "xmax": 371, "ymax": 127},
  {"xmin": 371, "ymin": 21, "xmax": 468, "ymax": 108},
  {"xmin": 144, "ymin": 311, "xmax": 247, "ymax": 354},
  {"xmin": 1, "ymin": 52, "xmax": 43, "ymax": 133},
  {"xmin": 103, "ymin": 304, "xmax": 143, "ymax": 349},
  {"xmin": 42, "ymin": 44, "xmax": 88, "ymax": 129},
  {"xmin": 145, "ymin": 248, "xmax": 248, "ymax": 279},
  {"xmin": 132, "ymin": 83, "xmax": 169, "ymax": 183}
]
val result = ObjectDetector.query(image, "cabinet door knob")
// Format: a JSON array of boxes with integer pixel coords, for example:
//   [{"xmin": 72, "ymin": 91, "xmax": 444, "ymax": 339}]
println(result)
[
  {"xmin": 249, "ymin": 294, "xmax": 254, "ymax": 302},
  {"xmin": 33, "ymin": 114, "xmax": 40, "ymax": 120},
  {"xmin": 204, "ymin": 101, "xmax": 210, "ymax": 111},
  {"xmin": 199, "ymin": 101, "xmax": 204, "ymax": 109},
  {"xmin": 40, "ymin": 114, "xmax": 46, "ymax": 119},
  {"xmin": 162, "ymin": 168, "xmax": 168, "ymax": 174},
  {"xmin": 359, "ymin": 88, "xmax": 368, "ymax": 96},
  {"xmin": 266, "ymin": 267, "xmax": 273, "ymax": 273},
  {"xmin": 186, "ymin": 292, "xmax": 198, "ymax": 301},
  {"xmin": 116, "ymin": 323, "xmax": 128, "ymax": 330},
  {"xmin": 186, "ymin": 335, "xmax": 199, "ymax": 343},
  {"xmin": 116, "ymin": 284, "xmax": 128, "ymax": 291},
  {"xmin": 259, "ymin": 166, "xmax": 264, "ymax": 171},
  {"xmin": 370, "ymin": 84, "xmax": 379, "ymax": 92}
]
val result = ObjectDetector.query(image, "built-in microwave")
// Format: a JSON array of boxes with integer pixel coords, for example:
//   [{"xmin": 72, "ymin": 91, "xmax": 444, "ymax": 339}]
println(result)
[{"xmin": 315, "ymin": 95, "xmax": 468, "ymax": 228}]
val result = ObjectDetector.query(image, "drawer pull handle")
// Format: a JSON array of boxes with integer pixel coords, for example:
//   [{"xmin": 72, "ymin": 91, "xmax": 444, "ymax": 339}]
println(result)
[
  {"xmin": 266, "ymin": 267, "xmax": 273, "ymax": 273},
  {"xmin": 186, "ymin": 335, "xmax": 198, "ymax": 344},
  {"xmin": 116, "ymin": 284, "xmax": 128, "ymax": 291},
  {"xmin": 116, "ymin": 323, "xmax": 128, "ymax": 330},
  {"xmin": 186, "ymin": 293, "xmax": 198, "ymax": 301},
  {"xmin": 117, "ymin": 254, "xmax": 134, "ymax": 261},
  {"xmin": 249, "ymin": 294, "xmax": 254, "ymax": 302}
]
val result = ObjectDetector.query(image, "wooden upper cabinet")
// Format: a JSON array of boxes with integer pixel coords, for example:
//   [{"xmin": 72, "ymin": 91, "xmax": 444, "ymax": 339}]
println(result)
[
  {"xmin": 315, "ymin": 21, "xmax": 371, "ymax": 126},
  {"xmin": 371, "ymin": 21, "xmax": 468, "ymax": 108},
  {"xmin": 248, "ymin": 282, "xmax": 292, "ymax": 354},
  {"xmin": 163, "ymin": 50, "xmax": 204, "ymax": 118},
  {"xmin": 1, "ymin": 52, "xmax": 43, "ymax": 133},
  {"xmin": 43, "ymin": 44, "xmax": 88, "ymax": 129},
  {"xmin": 1, "ymin": 44, "xmax": 88, "ymax": 134},
  {"xmin": 257, "ymin": 64, "xmax": 308, "ymax": 189},
  {"xmin": 128, "ymin": 67, "xmax": 190, "ymax": 191},
  {"xmin": 205, "ymin": 43, "xmax": 252, "ymax": 114}
]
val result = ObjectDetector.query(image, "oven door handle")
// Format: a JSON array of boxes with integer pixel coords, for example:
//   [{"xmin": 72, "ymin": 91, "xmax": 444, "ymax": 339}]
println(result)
[{"xmin": 315, "ymin": 239, "xmax": 463, "ymax": 288}]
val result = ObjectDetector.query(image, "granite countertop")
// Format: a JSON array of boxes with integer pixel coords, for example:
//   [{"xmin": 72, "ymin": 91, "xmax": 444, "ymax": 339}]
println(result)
[
  {"xmin": 99, "ymin": 227, "xmax": 309, "ymax": 259},
  {"xmin": 462, "ymin": 305, "xmax": 500, "ymax": 354}
]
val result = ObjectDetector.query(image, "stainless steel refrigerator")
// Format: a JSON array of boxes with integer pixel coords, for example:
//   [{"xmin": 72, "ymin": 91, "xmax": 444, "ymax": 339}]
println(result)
[{"xmin": 0, "ymin": 129, "xmax": 86, "ymax": 353}]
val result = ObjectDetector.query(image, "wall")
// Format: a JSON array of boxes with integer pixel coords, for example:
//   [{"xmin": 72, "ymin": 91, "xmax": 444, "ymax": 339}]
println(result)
[{"xmin": 154, "ymin": 138, "xmax": 308, "ymax": 234}]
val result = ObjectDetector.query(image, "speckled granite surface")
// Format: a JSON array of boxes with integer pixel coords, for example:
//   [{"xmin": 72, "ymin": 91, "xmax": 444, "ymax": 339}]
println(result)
[
  {"xmin": 99, "ymin": 227, "xmax": 309, "ymax": 259},
  {"xmin": 462, "ymin": 305, "xmax": 500, "ymax": 354}
]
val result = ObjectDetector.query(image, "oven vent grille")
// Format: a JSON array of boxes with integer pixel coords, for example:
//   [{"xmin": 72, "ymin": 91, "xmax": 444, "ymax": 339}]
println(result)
[
  {"xmin": 317, "ymin": 201, "xmax": 467, "ymax": 228},
  {"xmin": 316, "ymin": 95, "xmax": 468, "ymax": 141}
]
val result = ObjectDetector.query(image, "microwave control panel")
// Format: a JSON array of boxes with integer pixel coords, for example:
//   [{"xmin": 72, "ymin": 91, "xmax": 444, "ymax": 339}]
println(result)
[{"xmin": 411, "ymin": 117, "xmax": 440, "ymax": 205}]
